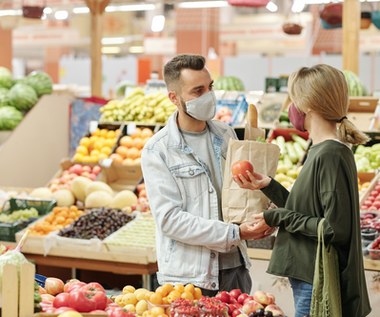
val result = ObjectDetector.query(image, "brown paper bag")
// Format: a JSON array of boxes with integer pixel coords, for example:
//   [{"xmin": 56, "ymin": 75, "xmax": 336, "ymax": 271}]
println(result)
[{"xmin": 222, "ymin": 104, "xmax": 280, "ymax": 224}]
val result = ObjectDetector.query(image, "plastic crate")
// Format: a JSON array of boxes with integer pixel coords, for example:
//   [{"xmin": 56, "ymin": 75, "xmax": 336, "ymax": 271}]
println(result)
[{"xmin": 0, "ymin": 198, "xmax": 56, "ymax": 242}]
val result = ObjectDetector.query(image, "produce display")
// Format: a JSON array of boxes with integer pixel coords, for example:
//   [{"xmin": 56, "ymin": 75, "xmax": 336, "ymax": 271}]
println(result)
[
  {"xmin": 367, "ymin": 235, "xmax": 380, "ymax": 260},
  {"xmin": 360, "ymin": 179, "xmax": 380, "ymax": 212},
  {"xmin": 214, "ymin": 76, "xmax": 245, "ymax": 91},
  {"xmin": 360, "ymin": 212, "xmax": 380, "ymax": 232},
  {"xmin": 27, "ymin": 206, "xmax": 84, "ymax": 236},
  {"xmin": 99, "ymin": 87, "xmax": 176, "ymax": 124},
  {"xmin": 354, "ymin": 143, "xmax": 380, "ymax": 172},
  {"xmin": 111, "ymin": 127, "xmax": 154, "ymax": 166},
  {"xmin": 58, "ymin": 207, "xmax": 134, "ymax": 240},
  {"xmin": 73, "ymin": 127, "xmax": 121, "ymax": 164},
  {"xmin": 0, "ymin": 207, "xmax": 38, "ymax": 223},
  {"xmin": 270, "ymin": 133, "xmax": 308, "ymax": 189},
  {"xmin": 104, "ymin": 213, "xmax": 155, "ymax": 249},
  {"xmin": 0, "ymin": 67, "xmax": 53, "ymax": 130},
  {"xmin": 214, "ymin": 106, "xmax": 233, "ymax": 124}
]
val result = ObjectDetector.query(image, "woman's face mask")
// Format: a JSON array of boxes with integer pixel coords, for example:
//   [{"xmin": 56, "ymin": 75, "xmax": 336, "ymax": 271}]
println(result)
[
  {"xmin": 182, "ymin": 91, "xmax": 216, "ymax": 121},
  {"xmin": 288, "ymin": 103, "xmax": 306, "ymax": 131}
]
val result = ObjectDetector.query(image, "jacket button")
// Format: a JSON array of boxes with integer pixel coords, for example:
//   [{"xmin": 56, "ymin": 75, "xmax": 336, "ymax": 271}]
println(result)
[
  {"xmin": 211, "ymin": 283, "xmax": 216, "ymax": 288},
  {"xmin": 189, "ymin": 170, "xmax": 194, "ymax": 175},
  {"xmin": 210, "ymin": 252, "xmax": 216, "ymax": 258},
  {"xmin": 209, "ymin": 188, "xmax": 214, "ymax": 193}
]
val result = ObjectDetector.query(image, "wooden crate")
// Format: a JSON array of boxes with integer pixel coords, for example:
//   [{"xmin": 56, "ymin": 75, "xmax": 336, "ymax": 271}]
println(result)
[{"xmin": 0, "ymin": 262, "xmax": 35, "ymax": 317}]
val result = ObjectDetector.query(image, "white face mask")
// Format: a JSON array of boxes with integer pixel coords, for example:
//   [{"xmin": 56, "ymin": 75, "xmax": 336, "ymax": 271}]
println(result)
[{"xmin": 184, "ymin": 91, "xmax": 216, "ymax": 121}]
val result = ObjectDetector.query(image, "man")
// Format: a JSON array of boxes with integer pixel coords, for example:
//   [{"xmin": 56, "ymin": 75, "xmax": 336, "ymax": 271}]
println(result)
[{"xmin": 141, "ymin": 54, "xmax": 267, "ymax": 296}]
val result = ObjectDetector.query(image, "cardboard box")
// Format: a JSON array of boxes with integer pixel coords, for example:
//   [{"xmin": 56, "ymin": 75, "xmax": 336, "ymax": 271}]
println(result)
[
  {"xmin": 347, "ymin": 97, "xmax": 379, "ymax": 132},
  {"xmin": 100, "ymin": 161, "xmax": 142, "ymax": 192}
]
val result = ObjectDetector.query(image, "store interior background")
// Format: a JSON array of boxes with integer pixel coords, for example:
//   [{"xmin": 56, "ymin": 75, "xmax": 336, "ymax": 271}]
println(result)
[{"xmin": 1, "ymin": 0, "xmax": 380, "ymax": 97}]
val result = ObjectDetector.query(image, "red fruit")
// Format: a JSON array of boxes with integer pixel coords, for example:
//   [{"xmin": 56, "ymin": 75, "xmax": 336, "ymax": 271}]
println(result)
[
  {"xmin": 232, "ymin": 308, "xmax": 241, "ymax": 317},
  {"xmin": 229, "ymin": 289, "xmax": 242, "ymax": 300},
  {"xmin": 215, "ymin": 291, "xmax": 231, "ymax": 304},
  {"xmin": 45, "ymin": 277, "xmax": 64, "ymax": 296},
  {"xmin": 231, "ymin": 160, "xmax": 254, "ymax": 178},
  {"xmin": 243, "ymin": 295, "xmax": 254, "ymax": 305},
  {"xmin": 53, "ymin": 292, "xmax": 70, "ymax": 308},
  {"xmin": 237, "ymin": 293, "xmax": 249, "ymax": 305}
]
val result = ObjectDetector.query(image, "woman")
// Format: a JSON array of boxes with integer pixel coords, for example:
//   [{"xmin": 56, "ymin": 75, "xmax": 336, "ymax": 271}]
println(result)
[{"xmin": 234, "ymin": 64, "xmax": 371, "ymax": 317}]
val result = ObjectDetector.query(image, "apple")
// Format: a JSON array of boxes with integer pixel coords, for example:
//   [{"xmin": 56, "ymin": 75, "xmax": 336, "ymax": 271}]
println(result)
[
  {"xmin": 264, "ymin": 304, "xmax": 285, "ymax": 316},
  {"xmin": 243, "ymin": 295, "xmax": 254, "ymax": 305},
  {"xmin": 215, "ymin": 290, "xmax": 231, "ymax": 303},
  {"xmin": 82, "ymin": 165, "xmax": 92, "ymax": 173},
  {"xmin": 242, "ymin": 300, "xmax": 264, "ymax": 314},
  {"xmin": 92, "ymin": 165, "xmax": 102, "ymax": 175},
  {"xmin": 229, "ymin": 289, "xmax": 242, "ymax": 300},
  {"xmin": 231, "ymin": 160, "xmax": 254, "ymax": 178},
  {"xmin": 237, "ymin": 293, "xmax": 249, "ymax": 305},
  {"xmin": 253, "ymin": 290, "xmax": 272, "ymax": 306},
  {"xmin": 69, "ymin": 164, "xmax": 83, "ymax": 175},
  {"xmin": 266, "ymin": 292, "xmax": 276, "ymax": 305},
  {"xmin": 232, "ymin": 308, "xmax": 241, "ymax": 317}
]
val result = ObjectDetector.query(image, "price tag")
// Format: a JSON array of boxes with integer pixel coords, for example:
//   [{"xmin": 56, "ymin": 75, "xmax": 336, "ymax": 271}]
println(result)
[
  {"xmin": 127, "ymin": 122, "xmax": 137, "ymax": 136},
  {"xmin": 89, "ymin": 121, "xmax": 99, "ymax": 134}
]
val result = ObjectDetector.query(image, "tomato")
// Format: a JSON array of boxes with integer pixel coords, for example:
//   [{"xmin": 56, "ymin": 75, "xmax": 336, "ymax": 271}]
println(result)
[
  {"xmin": 54, "ymin": 306, "xmax": 76, "ymax": 313},
  {"xmin": 91, "ymin": 290, "xmax": 108, "ymax": 310},
  {"xmin": 57, "ymin": 311, "xmax": 84, "ymax": 317},
  {"xmin": 231, "ymin": 160, "xmax": 254, "ymax": 178},
  {"xmin": 81, "ymin": 282, "xmax": 105, "ymax": 293},
  {"xmin": 109, "ymin": 307, "xmax": 135, "ymax": 317},
  {"xmin": 68, "ymin": 290, "xmax": 97, "ymax": 312},
  {"xmin": 53, "ymin": 292, "xmax": 71, "ymax": 308},
  {"xmin": 65, "ymin": 281, "xmax": 87, "ymax": 293},
  {"xmin": 45, "ymin": 277, "xmax": 65, "ymax": 296}
]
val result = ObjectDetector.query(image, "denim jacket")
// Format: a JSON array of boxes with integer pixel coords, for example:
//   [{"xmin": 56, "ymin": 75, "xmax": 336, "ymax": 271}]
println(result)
[{"xmin": 141, "ymin": 112, "xmax": 251, "ymax": 290}]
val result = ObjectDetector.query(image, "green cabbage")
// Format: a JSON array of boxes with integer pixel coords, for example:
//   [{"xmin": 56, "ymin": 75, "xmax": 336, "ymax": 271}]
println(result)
[
  {"xmin": 8, "ymin": 83, "xmax": 38, "ymax": 111},
  {"xmin": 0, "ymin": 67, "xmax": 14, "ymax": 89},
  {"xmin": 0, "ymin": 106, "xmax": 24, "ymax": 130},
  {"xmin": 0, "ymin": 250, "xmax": 29, "ymax": 289},
  {"xmin": 22, "ymin": 71, "xmax": 53, "ymax": 97}
]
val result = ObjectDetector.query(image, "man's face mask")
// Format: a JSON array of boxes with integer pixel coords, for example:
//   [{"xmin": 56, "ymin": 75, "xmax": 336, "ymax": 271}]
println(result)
[{"xmin": 182, "ymin": 91, "xmax": 216, "ymax": 121}]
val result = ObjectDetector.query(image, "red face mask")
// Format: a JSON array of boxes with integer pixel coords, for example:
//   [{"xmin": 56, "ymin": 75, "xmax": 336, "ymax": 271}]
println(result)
[{"xmin": 288, "ymin": 103, "xmax": 306, "ymax": 131}]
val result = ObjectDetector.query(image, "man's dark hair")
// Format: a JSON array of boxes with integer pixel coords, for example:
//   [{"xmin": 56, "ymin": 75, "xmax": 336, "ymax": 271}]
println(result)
[{"xmin": 163, "ymin": 54, "xmax": 205, "ymax": 90}]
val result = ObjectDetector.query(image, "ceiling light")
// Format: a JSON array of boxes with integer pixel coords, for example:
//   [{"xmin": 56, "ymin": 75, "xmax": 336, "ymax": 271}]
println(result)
[
  {"xmin": 151, "ymin": 15, "xmax": 165, "ymax": 32},
  {"xmin": 129, "ymin": 46, "xmax": 144, "ymax": 54},
  {"xmin": 102, "ymin": 46, "xmax": 121, "ymax": 54},
  {"xmin": 105, "ymin": 4, "xmax": 155, "ymax": 12},
  {"xmin": 0, "ymin": 9, "xmax": 22, "ymax": 17},
  {"xmin": 72, "ymin": 7, "xmax": 90, "ymax": 14},
  {"xmin": 178, "ymin": 1, "xmax": 228, "ymax": 9},
  {"xmin": 102, "ymin": 37, "xmax": 126, "ymax": 45},
  {"xmin": 266, "ymin": 1, "xmax": 278, "ymax": 12},
  {"xmin": 54, "ymin": 10, "xmax": 69, "ymax": 20},
  {"xmin": 292, "ymin": 0, "xmax": 305, "ymax": 13}
]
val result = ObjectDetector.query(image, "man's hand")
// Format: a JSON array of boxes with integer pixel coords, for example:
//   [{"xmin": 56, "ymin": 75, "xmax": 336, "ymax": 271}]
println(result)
[{"xmin": 239, "ymin": 212, "xmax": 275, "ymax": 240}]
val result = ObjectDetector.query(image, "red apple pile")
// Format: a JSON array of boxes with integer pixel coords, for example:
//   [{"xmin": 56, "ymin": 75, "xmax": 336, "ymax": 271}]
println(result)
[
  {"xmin": 214, "ymin": 289, "xmax": 285, "ymax": 317},
  {"xmin": 368, "ymin": 236, "xmax": 380, "ymax": 260},
  {"xmin": 214, "ymin": 106, "xmax": 233, "ymax": 124},
  {"xmin": 360, "ymin": 181, "xmax": 380, "ymax": 212},
  {"xmin": 131, "ymin": 183, "xmax": 150, "ymax": 213},
  {"xmin": 49, "ymin": 164, "xmax": 102, "ymax": 192}
]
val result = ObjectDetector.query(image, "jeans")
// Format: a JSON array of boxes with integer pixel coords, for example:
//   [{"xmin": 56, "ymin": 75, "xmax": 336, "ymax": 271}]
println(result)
[{"xmin": 288, "ymin": 277, "xmax": 313, "ymax": 317}]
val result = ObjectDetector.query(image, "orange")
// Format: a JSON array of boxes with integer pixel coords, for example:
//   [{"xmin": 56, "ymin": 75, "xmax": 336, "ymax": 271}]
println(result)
[
  {"xmin": 120, "ymin": 136, "xmax": 134, "ymax": 148},
  {"xmin": 132, "ymin": 138, "xmax": 144, "ymax": 150},
  {"xmin": 107, "ymin": 130, "xmax": 116, "ymax": 139},
  {"xmin": 149, "ymin": 293, "xmax": 162, "ymax": 305},
  {"xmin": 141, "ymin": 128, "xmax": 153, "ymax": 138},
  {"xmin": 131, "ymin": 127, "xmax": 142, "ymax": 139},
  {"xmin": 116, "ymin": 146, "xmax": 129, "ymax": 158},
  {"xmin": 126, "ymin": 147, "xmax": 140, "ymax": 160},
  {"xmin": 173, "ymin": 284, "xmax": 184, "ymax": 293}
]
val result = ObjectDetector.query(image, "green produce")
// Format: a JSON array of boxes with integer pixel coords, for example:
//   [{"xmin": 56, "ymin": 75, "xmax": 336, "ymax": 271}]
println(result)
[
  {"xmin": 0, "ymin": 87, "xmax": 9, "ymax": 107},
  {"xmin": 0, "ymin": 106, "xmax": 23, "ymax": 130},
  {"xmin": 0, "ymin": 207, "xmax": 38, "ymax": 223},
  {"xmin": 99, "ymin": 87, "xmax": 176, "ymax": 123},
  {"xmin": 22, "ymin": 71, "xmax": 53, "ymax": 97},
  {"xmin": 214, "ymin": 76, "xmax": 245, "ymax": 91},
  {"xmin": 343, "ymin": 70, "xmax": 368, "ymax": 96},
  {"xmin": 8, "ymin": 83, "xmax": 38, "ymax": 111},
  {"xmin": 0, "ymin": 67, "xmax": 14, "ymax": 89},
  {"xmin": 354, "ymin": 143, "xmax": 380, "ymax": 172},
  {"xmin": 0, "ymin": 249, "xmax": 29, "ymax": 288}
]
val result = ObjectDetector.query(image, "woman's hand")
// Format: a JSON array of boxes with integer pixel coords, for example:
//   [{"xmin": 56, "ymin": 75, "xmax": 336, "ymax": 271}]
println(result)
[
  {"xmin": 233, "ymin": 170, "xmax": 271, "ymax": 191},
  {"xmin": 239, "ymin": 212, "xmax": 275, "ymax": 240}
]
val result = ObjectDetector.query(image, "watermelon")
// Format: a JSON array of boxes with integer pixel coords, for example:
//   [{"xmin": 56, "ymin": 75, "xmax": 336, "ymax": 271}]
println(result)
[
  {"xmin": 343, "ymin": 70, "xmax": 367, "ymax": 96},
  {"xmin": 8, "ymin": 83, "xmax": 38, "ymax": 112},
  {"xmin": 22, "ymin": 71, "xmax": 53, "ymax": 97},
  {"xmin": 214, "ymin": 76, "xmax": 245, "ymax": 91}
]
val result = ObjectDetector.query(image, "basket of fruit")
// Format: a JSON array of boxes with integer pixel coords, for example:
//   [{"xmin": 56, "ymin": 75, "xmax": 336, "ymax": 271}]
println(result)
[
  {"xmin": 367, "ymin": 236, "xmax": 380, "ymax": 260},
  {"xmin": 0, "ymin": 198, "xmax": 56, "ymax": 241}
]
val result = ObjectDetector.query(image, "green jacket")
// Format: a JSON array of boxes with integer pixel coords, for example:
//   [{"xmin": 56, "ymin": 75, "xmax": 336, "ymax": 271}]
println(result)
[{"xmin": 262, "ymin": 140, "xmax": 371, "ymax": 317}]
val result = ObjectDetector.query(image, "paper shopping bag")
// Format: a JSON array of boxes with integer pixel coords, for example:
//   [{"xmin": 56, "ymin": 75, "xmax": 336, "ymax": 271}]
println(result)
[{"xmin": 222, "ymin": 104, "xmax": 280, "ymax": 224}]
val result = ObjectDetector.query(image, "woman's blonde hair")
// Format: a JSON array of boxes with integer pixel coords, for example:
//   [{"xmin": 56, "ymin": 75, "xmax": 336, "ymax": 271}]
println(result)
[{"xmin": 288, "ymin": 64, "xmax": 369, "ymax": 145}]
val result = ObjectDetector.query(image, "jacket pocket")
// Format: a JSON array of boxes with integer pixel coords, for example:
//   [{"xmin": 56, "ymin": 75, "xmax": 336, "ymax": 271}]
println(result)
[{"xmin": 171, "ymin": 164, "xmax": 208, "ymax": 200}]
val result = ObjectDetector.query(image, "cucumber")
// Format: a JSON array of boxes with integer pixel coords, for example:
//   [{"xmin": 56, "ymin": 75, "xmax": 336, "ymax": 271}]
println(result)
[
  {"xmin": 285, "ymin": 142, "xmax": 299, "ymax": 164},
  {"xmin": 291, "ymin": 134, "xmax": 309, "ymax": 150}
]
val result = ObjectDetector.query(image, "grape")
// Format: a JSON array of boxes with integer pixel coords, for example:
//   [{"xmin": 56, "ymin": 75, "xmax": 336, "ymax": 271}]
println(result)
[{"xmin": 0, "ymin": 207, "xmax": 38, "ymax": 223}]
